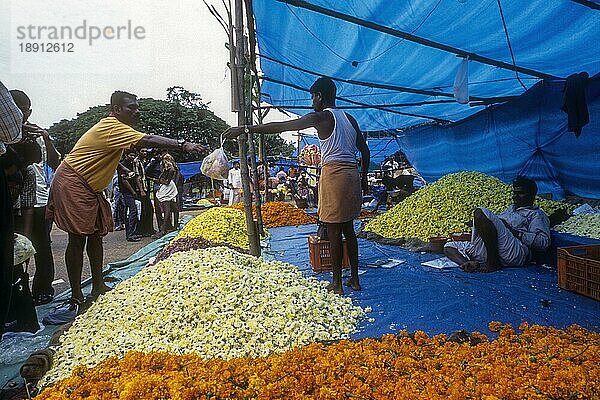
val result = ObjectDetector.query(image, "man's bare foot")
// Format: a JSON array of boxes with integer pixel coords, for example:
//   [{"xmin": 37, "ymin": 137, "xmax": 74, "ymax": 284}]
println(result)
[
  {"xmin": 90, "ymin": 284, "xmax": 113, "ymax": 299},
  {"xmin": 460, "ymin": 261, "xmax": 481, "ymax": 273},
  {"xmin": 344, "ymin": 278, "xmax": 361, "ymax": 291},
  {"xmin": 460, "ymin": 261, "xmax": 500, "ymax": 273},
  {"xmin": 326, "ymin": 283, "xmax": 344, "ymax": 295}
]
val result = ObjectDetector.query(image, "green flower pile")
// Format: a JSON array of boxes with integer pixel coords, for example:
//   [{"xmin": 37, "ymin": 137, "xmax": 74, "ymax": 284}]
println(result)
[{"xmin": 365, "ymin": 171, "xmax": 572, "ymax": 241}]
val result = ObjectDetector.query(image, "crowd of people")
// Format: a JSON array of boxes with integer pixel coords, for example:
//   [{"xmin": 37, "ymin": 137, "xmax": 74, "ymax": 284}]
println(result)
[
  {"xmin": 273, "ymin": 166, "xmax": 318, "ymax": 207},
  {"xmin": 110, "ymin": 148, "xmax": 184, "ymax": 241},
  {"xmin": 1, "ymin": 84, "xmax": 206, "ymax": 333}
]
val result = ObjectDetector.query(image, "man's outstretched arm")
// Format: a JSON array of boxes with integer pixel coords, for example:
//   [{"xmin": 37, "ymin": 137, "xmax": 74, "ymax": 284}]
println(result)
[
  {"xmin": 136, "ymin": 135, "xmax": 207, "ymax": 154},
  {"xmin": 223, "ymin": 112, "xmax": 322, "ymax": 139}
]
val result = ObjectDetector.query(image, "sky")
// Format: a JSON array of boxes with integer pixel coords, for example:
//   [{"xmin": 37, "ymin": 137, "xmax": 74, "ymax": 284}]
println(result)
[{"xmin": 0, "ymin": 0, "xmax": 298, "ymax": 142}]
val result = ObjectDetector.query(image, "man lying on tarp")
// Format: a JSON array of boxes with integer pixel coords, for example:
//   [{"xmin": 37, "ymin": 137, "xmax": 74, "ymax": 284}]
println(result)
[{"xmin": 444, "ymin": 176, "xmax": 550, "ymax": 273}]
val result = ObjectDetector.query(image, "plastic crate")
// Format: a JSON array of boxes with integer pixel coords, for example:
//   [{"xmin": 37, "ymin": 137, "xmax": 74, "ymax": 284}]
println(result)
[
  {"xmin": 557, "ymin": 245, "xmax": 600, "ymax": 301},
  {"xmin": 308, "ymin": 235, "xmax": 350, "ymax": 273}
]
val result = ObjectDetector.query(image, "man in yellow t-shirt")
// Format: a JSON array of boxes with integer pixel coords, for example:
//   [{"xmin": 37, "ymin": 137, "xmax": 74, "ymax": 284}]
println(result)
[{"xmin": 47, "ymin": 91, "xmax": 206, "ymax": 313}]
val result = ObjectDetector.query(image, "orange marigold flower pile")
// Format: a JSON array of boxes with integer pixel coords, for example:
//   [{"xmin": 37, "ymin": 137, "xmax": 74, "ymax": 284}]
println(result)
[
  {"xmin": 37, "ymin": 324, "xmax": 599, "ymax": 400},
  {"xmin": 229, "ymin": 201, "xmax": 317, "ymax": 228}
]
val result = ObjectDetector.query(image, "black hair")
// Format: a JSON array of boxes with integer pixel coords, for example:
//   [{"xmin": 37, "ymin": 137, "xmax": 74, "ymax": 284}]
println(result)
[
  {"xmin": 11, "ymin": 141, "xmax": 42, "ymax": 165},
  {"xmin": 309, "ymin": 77, "xmax": 336, "ymax": 104},
  {"xmin": 0, "ymin": 146, "xmax": 25, "ymax": 170},
  {"xmin": 513, "ymin": 176, "xmax": 537, "ymax": 197},
  {"xmin": 110, "ymin": 91, "xmax": 137, "ymax": 108},
  {"xmin": 9, "ymin": 90, "xmax": 31, "ymax": 113}
]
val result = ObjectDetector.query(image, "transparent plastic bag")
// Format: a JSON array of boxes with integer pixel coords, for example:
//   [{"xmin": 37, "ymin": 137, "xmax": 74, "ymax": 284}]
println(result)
[{"xmin": 201, "ymin": 136, "xmax": 229, "ymax": 180}]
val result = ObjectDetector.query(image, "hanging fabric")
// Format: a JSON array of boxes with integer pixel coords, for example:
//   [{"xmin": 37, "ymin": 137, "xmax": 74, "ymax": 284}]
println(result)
[{"xmin": 453, "ymin": 57, "xmax": 469, "ymax": 104}]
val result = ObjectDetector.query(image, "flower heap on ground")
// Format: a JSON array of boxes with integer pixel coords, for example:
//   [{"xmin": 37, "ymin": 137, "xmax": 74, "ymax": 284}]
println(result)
[
  {"xmin": 173, "ymin": 207, "xmax": 255, "ymax": 249},
  {"xmin": 365, "ymin": 171, "xmax": 573, "ymax": 241},
  {"xmin": 195, "ymin": 198, "xmax": 214, "ymax": 206},
  {"xmin": 40, "ymin": 247, "xmax": 365, "ymax": 386},
  {"xmin": 154, "ymin": 236, "xmax": 248, "ymax": 264},
  {"xmin": 229, "ymin": 201, "xmax": 317, "ymax": 228},
  {"xmin": 555, "ymin": 213, "xmax": 600, "ymax": 239},
  {"xmin": 37, "ymin": 323, "xmax": 599, "ymax": 400}
]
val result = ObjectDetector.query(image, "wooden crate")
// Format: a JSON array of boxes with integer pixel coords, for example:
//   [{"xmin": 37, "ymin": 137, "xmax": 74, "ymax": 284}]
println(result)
[
  {"xmin": 557, "ymin": 245, "xmax": 600, "ymax": 301},
  {"xmin": 308, "ymin": 235, "xmax": 350, "ymax": 273}
]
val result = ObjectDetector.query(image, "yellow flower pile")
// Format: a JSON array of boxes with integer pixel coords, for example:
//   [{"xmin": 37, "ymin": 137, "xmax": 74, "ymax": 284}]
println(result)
[
  {"xmin": 195, "ymin": 198, "xmax": 214, "ymax": 206},
  {"xmin": 40, "ymin": 248, "xmax": 365, "ymax": 386},
  {"xmin": 365, "ymin": 171, "xmax": 572, "ymax": 241},
  {"xmin": 37, "ymin": 323, "xmax": 599, "ymax": 399},
  {"xmin": 173, "ymin": 207, "xmax": 255, "ymax": 249}
]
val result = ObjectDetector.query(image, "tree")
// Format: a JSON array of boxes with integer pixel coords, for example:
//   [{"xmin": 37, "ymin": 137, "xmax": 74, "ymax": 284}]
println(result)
[{"xmin": 49, "ymin": 87, "xmax": 294, "ymax": 161}]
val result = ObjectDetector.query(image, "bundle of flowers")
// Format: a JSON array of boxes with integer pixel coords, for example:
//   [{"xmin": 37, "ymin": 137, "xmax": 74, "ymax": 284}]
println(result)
[
  {"xmin": 229, "ymin": 201, "xmax": 317, "ymax": 228},
  {"xmin": 365, "ymin": 171, "xmax": 573, "ymax": 241},
  {"xmin": 40, "ymin": 248, "xmax": 365, "ymax": 386},
  {"xmin": 37, "ymin": 323, "xmax": 599, "ymax": 399},
  {"xmin": 555, "ymin": 213, "xmax": 600, "ymax": 239},
  {"xmin": 154, "ymin": 236, "xmax": 248, "ymax": 264},
  {"xmin": 299, "ymin": 144, "xmax": 321, "ymax": 166},
  {"xmin": 173, "ymin": 207, "xmax": 254, "ymax": 249}
]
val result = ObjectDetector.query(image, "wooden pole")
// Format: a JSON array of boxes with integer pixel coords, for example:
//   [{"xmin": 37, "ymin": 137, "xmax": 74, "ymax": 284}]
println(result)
[
  {"xmin": 234, "ymin": 0, "xmax": 260, "ymax": 256},
  {"xmin": 245, "ymin": 70, "xmax": 265, "ymax": 235},
  {"xmin": 244, "ymin": 0, "xmax": 270, "ymax": 205}
]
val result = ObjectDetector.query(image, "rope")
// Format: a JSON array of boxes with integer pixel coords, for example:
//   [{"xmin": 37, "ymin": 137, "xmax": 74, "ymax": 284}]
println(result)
[{"xmin": 496, "ymin": 0, "xmax": 529, "ymax": 90}]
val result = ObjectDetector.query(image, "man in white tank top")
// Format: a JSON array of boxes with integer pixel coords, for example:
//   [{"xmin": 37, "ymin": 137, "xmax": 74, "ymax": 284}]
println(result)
[{"xmin": 225, "ymin": 77, "xmax": 370, "ymax": 295}]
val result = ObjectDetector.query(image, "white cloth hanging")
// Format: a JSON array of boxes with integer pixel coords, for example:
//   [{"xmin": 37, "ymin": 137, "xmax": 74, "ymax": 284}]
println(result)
[{"xmin": 453, "ymin": 57, "xmax": 469, "ymax": 104}]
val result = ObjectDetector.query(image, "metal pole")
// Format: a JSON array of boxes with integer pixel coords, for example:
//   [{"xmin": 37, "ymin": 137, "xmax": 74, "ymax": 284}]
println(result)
[{"xmin": 234, "ymin": 0, "xmax": 260, "ymax": 256}]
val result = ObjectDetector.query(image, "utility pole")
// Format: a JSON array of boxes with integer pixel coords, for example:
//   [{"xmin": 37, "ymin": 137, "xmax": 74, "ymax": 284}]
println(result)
[{"xmin": 234, "ymin": 0, "xmax": 260, "ymax": 256}]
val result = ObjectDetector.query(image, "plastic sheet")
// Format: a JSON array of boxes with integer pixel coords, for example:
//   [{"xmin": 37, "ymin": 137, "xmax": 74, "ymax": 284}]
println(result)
[{"xmin": 264, "ymin": 224, "xmax": 600, "ymax": 338}]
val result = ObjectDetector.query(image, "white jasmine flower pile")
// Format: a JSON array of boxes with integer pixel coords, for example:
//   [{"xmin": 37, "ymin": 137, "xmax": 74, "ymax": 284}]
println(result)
[{"xmin": 42, "ymin": 247, "xmax": 365, "ymax": 385}]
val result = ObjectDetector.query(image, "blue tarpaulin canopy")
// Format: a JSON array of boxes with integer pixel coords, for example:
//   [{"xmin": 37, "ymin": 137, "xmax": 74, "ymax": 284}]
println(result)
[
  {"xmin": 177, "ymin": 161, "xmax": 202, "ymax": 180},
  {"xmin": 397, "ymin": 78, "xmax": 600, "ymax": 199},
  {"xmin": 252, "ymin": 0, "xmax": 600, "ymax": 198},
  {"xmin": 253, "ymin": 0, "xmax": 600, "ymax": 130}
]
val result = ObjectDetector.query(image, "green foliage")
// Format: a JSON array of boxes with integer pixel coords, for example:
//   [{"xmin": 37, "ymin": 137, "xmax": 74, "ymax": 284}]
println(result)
[{"xmin": 48, "ymin": 86, "xmax": 294, "ymax": 162}]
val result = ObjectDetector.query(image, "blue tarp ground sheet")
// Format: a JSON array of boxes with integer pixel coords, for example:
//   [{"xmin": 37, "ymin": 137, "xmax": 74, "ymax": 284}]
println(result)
[{"xmin": 263, "ymin": 223, "xmax": 600, "ymax": 340}]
